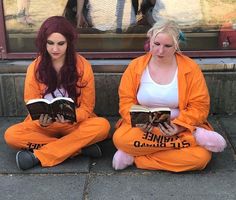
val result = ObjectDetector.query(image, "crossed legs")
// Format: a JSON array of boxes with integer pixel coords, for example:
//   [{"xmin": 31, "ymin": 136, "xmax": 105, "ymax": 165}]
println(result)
[
  {"xmin": 4, "ymin": 117, "xmax": 110, "ymax": 167},
  {"xmin": 113, "ymin": 123, "xmax": 211, "ymax": 172}
]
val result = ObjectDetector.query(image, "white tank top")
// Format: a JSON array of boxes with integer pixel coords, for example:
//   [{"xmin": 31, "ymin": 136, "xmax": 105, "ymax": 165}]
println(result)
[
  {"xmin": 137, "ymin": 66, "xmax": 180, "ymax": 119},
  {"xmin": 44, "ymin": 88, "xmax": 68, "ymax": 101}
]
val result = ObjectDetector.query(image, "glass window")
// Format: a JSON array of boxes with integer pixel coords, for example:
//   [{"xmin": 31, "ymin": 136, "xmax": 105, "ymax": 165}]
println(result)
[{"xmin": 2, "ymin": 0, "xmax": 236, "ymax": 54}]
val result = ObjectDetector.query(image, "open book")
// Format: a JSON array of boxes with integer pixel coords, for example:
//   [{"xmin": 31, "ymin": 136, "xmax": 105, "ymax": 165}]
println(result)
[
  {"xmin": 26, "ymin": 97, "xmax": 76, "ymax": 122},
  {"xmin": 130, "ymin": 104, "xmax": 171, "ymax": 127}
]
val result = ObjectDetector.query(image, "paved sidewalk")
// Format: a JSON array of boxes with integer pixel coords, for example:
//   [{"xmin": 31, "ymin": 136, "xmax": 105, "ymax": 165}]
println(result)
[{"xmin": 0, "ymin": 115, "xmax": 236, "ymax": 200}]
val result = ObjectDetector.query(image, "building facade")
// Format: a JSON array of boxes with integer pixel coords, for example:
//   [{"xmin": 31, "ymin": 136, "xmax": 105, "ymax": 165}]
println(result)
[{"xmin": 0, "ymin": 0, "xmax": 236, "ymax": 116}]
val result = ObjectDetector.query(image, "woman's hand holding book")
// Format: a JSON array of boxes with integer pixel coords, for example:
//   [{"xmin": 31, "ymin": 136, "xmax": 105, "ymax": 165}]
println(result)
[
  {"xmin": 39, "ymin": 114, "xmax": 53, "ymax": 127},
  {"xmin": 159, "ymin": 122, "xmax": 186, "ymax": 136}
]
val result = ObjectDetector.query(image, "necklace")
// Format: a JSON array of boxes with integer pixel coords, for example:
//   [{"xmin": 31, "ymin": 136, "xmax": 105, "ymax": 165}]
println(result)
[{"xmin": 51, "ymin": 88, "xmax": 66, "ymax": 98}]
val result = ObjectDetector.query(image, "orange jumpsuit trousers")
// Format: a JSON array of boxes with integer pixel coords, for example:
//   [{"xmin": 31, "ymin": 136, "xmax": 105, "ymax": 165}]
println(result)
[
  {"xmin": 4, "ymin": 117, "xmax": 110, "ymax": 167},
  {"xmin": 113, "ymin": 123, "xmax": 212, "ymax": 172}
]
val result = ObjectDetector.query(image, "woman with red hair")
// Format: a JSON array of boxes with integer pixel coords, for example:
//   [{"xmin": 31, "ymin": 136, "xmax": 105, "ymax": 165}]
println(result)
[{"xmin": 4, "ymin": 16, "xmax": 110, "ymax": 170}]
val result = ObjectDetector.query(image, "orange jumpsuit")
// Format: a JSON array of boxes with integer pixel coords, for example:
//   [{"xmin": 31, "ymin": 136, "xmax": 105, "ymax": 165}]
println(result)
[
  {"xmin": 113, "ymin": 52, "xmax": 212, "ymax": 172},
  {"xmin": 4, "ymin": 54, "xmax": 110, "ymax": 167}
]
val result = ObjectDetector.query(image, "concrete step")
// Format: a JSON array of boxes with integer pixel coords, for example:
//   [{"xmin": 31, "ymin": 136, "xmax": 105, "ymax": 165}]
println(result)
[{"xmin": 1, "ymin": 59, "xmax": 236, "ymax": 117}]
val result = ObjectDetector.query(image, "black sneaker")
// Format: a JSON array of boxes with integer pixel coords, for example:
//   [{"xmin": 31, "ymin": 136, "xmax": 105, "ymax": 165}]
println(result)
[
  {"xmin": 16, "ymin": 150, "xmax": 39, "ymax": 170},
  {"xmin": 81, "ymin": 144, "xmax": 102, "ymax": 158}
]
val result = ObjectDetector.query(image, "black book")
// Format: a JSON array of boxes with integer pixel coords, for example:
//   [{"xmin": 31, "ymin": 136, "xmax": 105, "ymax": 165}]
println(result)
[
  {"xmin": 26, "ymin": 97, "xmax": 76, "ymax": 122},
  {"xmin": 130, "ymin": 104, "xmax": 171, "ymax": 127}
]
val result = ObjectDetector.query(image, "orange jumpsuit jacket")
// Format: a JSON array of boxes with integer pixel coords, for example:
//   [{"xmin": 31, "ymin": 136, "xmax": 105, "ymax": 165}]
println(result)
[
  {"xmin": 118, "ymin": 52, "xmax": 212, "ymax": 132},
  {"xmin": 24, "ymin": 54, "xmax": 95, "ymax": 123}
]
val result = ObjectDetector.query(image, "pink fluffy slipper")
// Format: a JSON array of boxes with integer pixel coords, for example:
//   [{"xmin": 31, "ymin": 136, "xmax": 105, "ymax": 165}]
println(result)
[
  {"xmin": 193, "ymin": 127, "xmax": 227, "ymax": 152},
  {"xmin": 112, "ymin": 150, "xmax": 134, "ymax": 170}
]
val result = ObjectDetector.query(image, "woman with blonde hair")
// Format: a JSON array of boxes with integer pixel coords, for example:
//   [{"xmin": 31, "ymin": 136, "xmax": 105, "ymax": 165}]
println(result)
[{"xmin": 112, "ymin": 19, "xmax": 226, "ymax": 172}]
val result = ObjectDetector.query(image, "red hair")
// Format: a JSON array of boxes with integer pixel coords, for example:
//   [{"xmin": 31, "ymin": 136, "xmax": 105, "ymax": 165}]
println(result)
[{"xmin": 35, "ymin": 16, "xmax": 83, "ymax": 105}]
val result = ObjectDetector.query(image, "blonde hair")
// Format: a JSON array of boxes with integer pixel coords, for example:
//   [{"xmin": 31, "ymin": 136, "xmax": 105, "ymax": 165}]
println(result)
[{"xmin": 147, "ymin": 19, "xmax": 182, "ymax": 51}]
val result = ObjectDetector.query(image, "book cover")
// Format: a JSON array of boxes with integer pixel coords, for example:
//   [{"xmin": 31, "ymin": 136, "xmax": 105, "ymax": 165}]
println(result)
[
  {"xmin": 26, "ymin": 97, "xmax": 76, "ymax": 122},
  {"xmin": 130, "ymin": 105, "xmax": 171, "ymax": 127}
]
